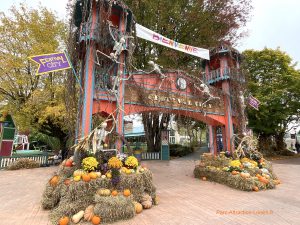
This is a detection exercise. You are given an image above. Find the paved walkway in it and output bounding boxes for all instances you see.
[0,156,299,225]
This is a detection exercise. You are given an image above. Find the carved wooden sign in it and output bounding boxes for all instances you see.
[124,84,225,115]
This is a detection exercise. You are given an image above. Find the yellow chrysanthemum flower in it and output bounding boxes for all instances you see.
[108,157,123,169]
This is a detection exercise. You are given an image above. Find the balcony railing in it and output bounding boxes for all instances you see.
[204,67,245,84]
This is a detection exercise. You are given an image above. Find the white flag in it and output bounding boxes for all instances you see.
[136,23,210,60]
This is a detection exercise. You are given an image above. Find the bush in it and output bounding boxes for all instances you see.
[7,158,40,170]
[169,144,193,157]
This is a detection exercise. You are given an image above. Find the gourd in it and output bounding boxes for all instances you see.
[72,210,84,224]
[134,202,143,214]
[49,175,59,187]
[95,172,101,177]
[141,194,152,209]
[240,172,251,178]
[111,190,118,196]
[97,189,111,196]
[231,171,239,175]
[142,194,152,202]
[84,205,95,221]
[91,215,101,225]
[123,189,131,197]
[259,176,269,184]
[153,196,159,205]
[73,169,86,177]
[89,172,98,179]
[82,174,91,182]
[74,176,81,182]
[252,186,259,192]
[65,159,73,167]
[142,200,152,209]
[59,216,69,225]
[64,179,71,186]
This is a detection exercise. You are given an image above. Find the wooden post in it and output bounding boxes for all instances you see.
[79,3,98,138]
[115,12,126,151]
[220,56,234,152]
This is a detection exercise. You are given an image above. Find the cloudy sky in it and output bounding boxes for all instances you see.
[1,0,300,67]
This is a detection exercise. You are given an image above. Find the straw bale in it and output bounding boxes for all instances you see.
[94,195,135,223]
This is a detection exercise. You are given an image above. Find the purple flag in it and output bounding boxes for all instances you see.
[248,95,260,110]
[29,52,71,74]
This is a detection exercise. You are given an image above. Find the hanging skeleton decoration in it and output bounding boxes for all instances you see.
[239,91,248,136]
[92,121,108,153]
[148,60,167,89]
[194,83,220,107]
[96,21,133,65]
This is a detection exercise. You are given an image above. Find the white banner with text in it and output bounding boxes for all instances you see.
[136,23,210,60]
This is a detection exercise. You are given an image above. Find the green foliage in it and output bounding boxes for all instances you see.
[0,3,70,153]
[243,48,300,151]
[125,0,252,69]
[169,144,193,157]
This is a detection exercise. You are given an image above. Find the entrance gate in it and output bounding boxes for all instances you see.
[74,0,244,155]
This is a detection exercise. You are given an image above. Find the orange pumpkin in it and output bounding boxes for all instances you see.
[123,189,131,197]
[82,174,91,182]
[89,172,98,179]
[59,216,69,225]
[259,176,269,184]
[65,160,73,167]
[202,177,207,181]
[49,175,59,186]
[64,179,71,186]
[231,171,239,175]
[252,186,259,192]
[111,190,118,196]
[256,174,262,178]
[91,215,101,225]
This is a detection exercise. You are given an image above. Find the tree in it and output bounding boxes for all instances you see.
[0,3,70,155]
[124,0,252,151]
[0,4,65,108]
[243,48,300,154]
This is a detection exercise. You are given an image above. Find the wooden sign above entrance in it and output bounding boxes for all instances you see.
[124,83,225,115]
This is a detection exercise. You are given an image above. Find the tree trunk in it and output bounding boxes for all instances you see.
[258,134,274,156]
[142,112,170,152]
[275,131,286,151]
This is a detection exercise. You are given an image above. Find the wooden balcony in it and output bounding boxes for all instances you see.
[204,67,245,84]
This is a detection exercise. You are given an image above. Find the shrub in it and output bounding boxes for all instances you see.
[7,158,40,170]
[169,144,193,157]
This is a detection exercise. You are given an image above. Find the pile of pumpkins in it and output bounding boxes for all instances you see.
[72,169,101,182]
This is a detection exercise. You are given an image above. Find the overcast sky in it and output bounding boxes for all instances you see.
[1,0,300,67]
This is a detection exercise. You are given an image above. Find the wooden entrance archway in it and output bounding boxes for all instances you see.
[75,1,241,154]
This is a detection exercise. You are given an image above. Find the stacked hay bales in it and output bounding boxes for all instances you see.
[194,153,279,191]
[41,165,157,224]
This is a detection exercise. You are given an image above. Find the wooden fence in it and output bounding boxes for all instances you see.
[0,153,49,168]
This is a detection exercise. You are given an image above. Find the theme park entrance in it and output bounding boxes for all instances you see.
[74,0,244,157]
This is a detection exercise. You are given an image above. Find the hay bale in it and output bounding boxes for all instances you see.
[193,166,276,191]
[57,166,75,178]
[94,195,135,223]
[140,170,156,199]
[7,158,40,170]
[41,183,62,210]
[49,196,94,225]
